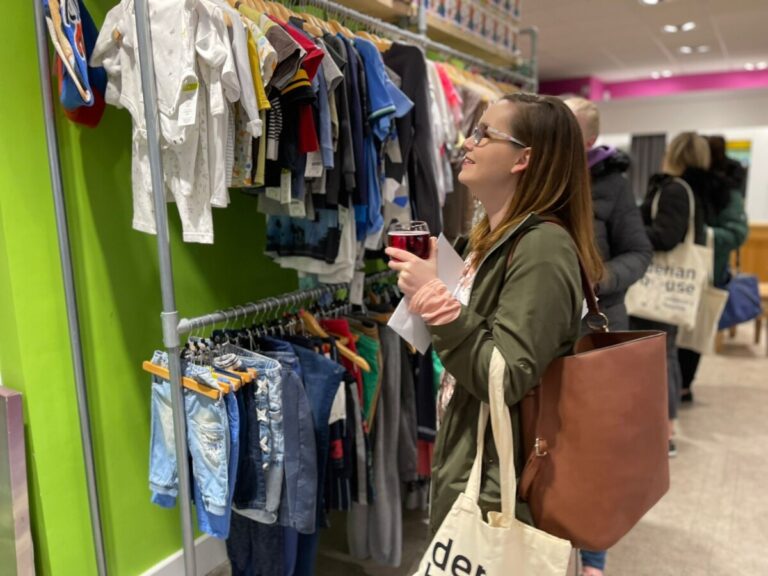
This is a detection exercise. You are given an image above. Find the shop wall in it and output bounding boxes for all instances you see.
[1,1,297,574]
[595,88,768,222]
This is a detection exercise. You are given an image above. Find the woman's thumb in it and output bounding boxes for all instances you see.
[430,236,439,259]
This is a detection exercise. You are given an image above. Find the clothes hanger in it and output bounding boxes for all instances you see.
[299,309,371,372]
[143,361,222,400]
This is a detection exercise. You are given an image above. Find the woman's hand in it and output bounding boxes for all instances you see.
[385,237,439,298]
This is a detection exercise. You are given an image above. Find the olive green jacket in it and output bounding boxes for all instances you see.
[428,214,583,534]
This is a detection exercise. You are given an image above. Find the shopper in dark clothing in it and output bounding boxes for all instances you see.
[677,136,749,402]
[632,131,711,459]
[566,97,652,576]
[708,135,747,196]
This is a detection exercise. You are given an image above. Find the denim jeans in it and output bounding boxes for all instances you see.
[148,351,229,516]
[254,337,317,536]
[227,513,284,576]
[195,391,239,539]
[289,343,346,576]
[581,549,607,570]
[231,349,283,525]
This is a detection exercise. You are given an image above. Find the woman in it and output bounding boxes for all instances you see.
[678,136,749,403]
[630,132,710,457]
[385,93,603,534]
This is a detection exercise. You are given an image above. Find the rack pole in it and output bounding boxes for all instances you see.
[132,1,196,574]
[33,2,108,574]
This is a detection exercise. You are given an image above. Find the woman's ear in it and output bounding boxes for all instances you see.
[510,148,531,175]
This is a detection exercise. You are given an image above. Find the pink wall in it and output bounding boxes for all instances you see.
[539,69,768,101]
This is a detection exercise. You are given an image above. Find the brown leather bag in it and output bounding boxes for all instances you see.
[518,228,670,551]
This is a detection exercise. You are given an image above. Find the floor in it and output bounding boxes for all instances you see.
[210,327,767,576]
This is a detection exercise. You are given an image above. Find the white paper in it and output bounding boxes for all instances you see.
[387,233,465,354]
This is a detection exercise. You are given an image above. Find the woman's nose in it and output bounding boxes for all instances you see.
[462,137,475,153]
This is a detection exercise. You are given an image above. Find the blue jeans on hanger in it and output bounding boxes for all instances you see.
[252,337,317,576]
[232,351,283,525]
[148,351,230,516]
[288,342,346,576]
[195,391,240,539]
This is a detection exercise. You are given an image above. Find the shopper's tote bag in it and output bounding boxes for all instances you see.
[626,178,711,329]
[413,348,572,576]
[677,228,729,354]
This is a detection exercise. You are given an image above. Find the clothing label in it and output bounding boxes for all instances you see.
[339,205,350,228]
[329,382,347,425]
[280,170,292,204]
[364,226,385,251]
[305,151,325,178]
[386,136,403,163]
[288,200,306,218]
[350,271,365,305]
[178,85,199,127]
[383,178,400,204]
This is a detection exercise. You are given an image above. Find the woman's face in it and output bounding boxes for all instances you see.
[458,100,530,204]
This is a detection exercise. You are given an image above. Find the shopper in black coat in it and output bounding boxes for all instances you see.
[566,98,653,331]
[633,131,711,459]
[566,97,653,576]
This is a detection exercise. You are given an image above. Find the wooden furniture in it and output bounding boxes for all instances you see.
[754,283,768,355]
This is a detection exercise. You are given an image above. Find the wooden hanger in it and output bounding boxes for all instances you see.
[298,13,323,37]
[329,19,354,39]
[299,310,371,372]
[143,361,222,400]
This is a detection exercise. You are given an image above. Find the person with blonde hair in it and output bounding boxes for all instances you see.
[565,96,652,576]
[386,93,603,541]
[631,131,710,457]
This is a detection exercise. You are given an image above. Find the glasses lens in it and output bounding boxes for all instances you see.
[473,125,485,145]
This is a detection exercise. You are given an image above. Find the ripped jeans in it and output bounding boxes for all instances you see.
[148,351,230,516]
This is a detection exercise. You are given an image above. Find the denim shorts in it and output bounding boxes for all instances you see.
[148,351,230,516]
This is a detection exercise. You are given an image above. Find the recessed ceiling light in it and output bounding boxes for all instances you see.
[757,62,768,70]
[697,45,710,53]
[640,0,662,5]
[663,24,679,33]
[744,63,756,71]
[679,46,693,54]
[680,21,696,32]
[651,71,661,79]
[661,70,673,78]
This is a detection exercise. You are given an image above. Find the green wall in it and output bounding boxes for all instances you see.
[1,1,297,573]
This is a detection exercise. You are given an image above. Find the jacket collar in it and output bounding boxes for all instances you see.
[475,212,541,271]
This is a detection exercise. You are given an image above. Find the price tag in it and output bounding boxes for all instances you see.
[305,151,325,178]
[338,205,350,228]
[350,271,365,305]
[280,170,292,204]
[364,226,385,251]
[288,199,306,218]
[178,81,199,127]
[386,137,403,163]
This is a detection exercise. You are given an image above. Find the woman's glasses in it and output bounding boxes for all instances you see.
[471,123,528,148]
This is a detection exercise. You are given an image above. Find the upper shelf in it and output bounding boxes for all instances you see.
[425,13,520,67]
[329,0,525,71]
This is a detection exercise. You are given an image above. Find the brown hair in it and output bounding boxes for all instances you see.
[468,93,604,283]
[663,132,710,176]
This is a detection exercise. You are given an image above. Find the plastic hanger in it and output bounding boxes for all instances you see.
[299,309,371,372]
[143,361,222,400]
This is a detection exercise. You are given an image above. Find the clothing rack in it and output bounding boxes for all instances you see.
[177,283,347,334]
[301,0,539,90]
[32,0,534,571]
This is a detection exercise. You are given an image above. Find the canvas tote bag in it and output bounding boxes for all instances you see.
[625,178,711,328]
[413,348,572,576]
[677,228,729,354]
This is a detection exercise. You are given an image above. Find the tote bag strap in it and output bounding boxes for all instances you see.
[465,348,518,515]
[651,177,697,246]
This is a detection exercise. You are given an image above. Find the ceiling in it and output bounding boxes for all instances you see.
[522,0,768,81]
